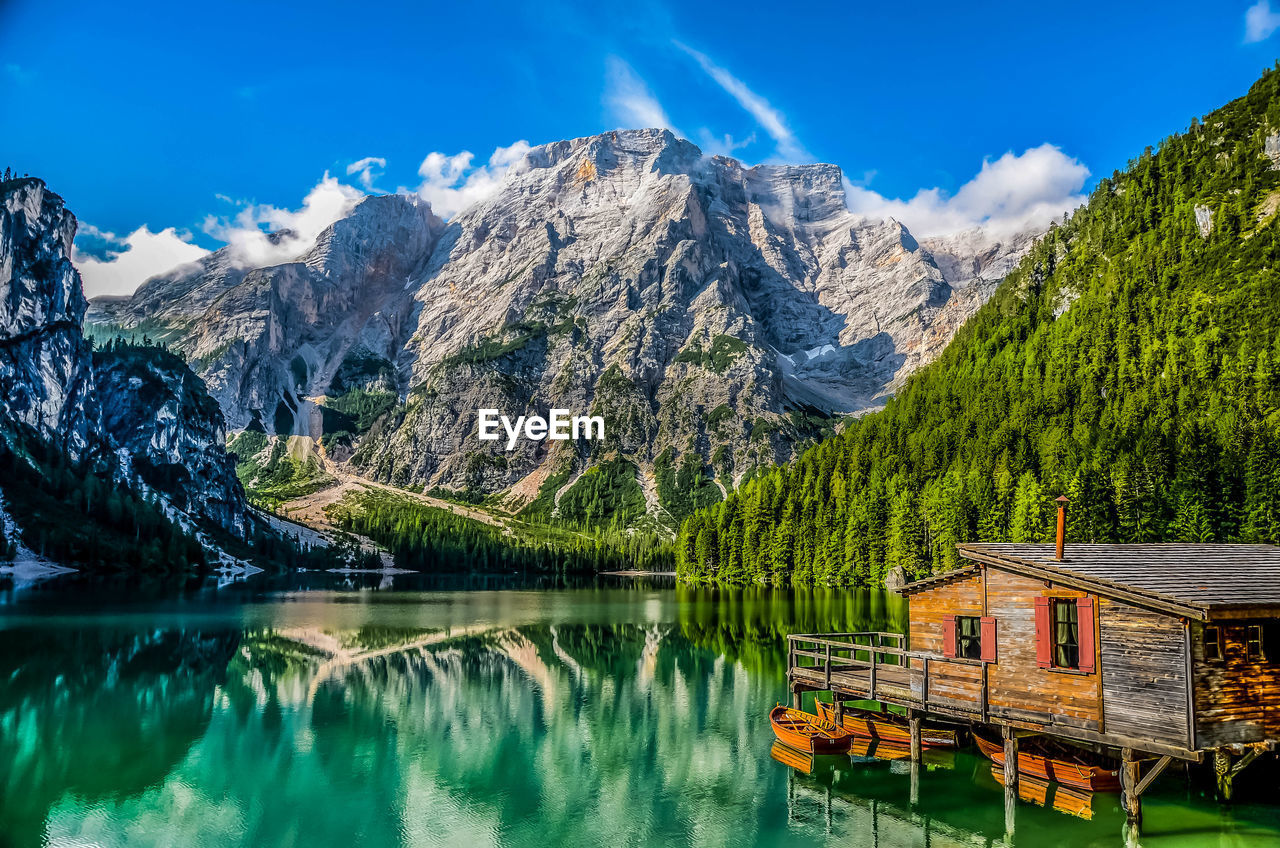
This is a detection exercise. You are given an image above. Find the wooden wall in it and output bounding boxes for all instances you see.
[908,572,982,655]
[983,570,1102,732]
[1099,601,1190,748]
[1192,622,1280,746]
[907,574,985,707]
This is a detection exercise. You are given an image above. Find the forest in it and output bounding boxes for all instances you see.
[332,489,673,573]
[677,65,1280,586]
[0,426,209,572]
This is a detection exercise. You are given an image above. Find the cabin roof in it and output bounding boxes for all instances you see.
[898,543,1280,620]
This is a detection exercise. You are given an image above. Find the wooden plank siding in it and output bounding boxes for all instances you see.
[905,568,1104,730]
[1099,601,1191,748]
[907,573,986,708]
[1191,622,1280,746]
[983,570,1102,732]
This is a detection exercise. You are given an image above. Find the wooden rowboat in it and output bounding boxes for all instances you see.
[973,731,1121,793]
[814,700,961,749]
[770,705,852,754]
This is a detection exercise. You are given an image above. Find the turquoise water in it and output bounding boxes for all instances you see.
[1,576,1278,847]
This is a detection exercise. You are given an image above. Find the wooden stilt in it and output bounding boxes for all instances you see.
[1121,748,1142,826]
[1214,749,1233,802]
[791,687,802,710]
[909,711,923,763]
[1001,725,1018,790]
[910,756,920,808]
[1001,725,1017,841]
[1003,777,1016,842]
[1215,747,1263,803]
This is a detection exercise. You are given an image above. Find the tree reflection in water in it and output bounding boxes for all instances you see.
[0,586,1277,847]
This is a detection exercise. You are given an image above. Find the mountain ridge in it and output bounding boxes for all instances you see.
[90,129,1038,525]
[676,65,1280,584]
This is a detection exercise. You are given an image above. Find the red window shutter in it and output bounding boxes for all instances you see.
[942,614,957,658]
[1034,597,1052,668]
[1077,596,1096,673]
[980,616,998,662]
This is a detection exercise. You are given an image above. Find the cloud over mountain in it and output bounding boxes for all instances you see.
[843,144,1089,237]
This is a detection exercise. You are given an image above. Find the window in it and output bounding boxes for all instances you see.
[956,616,982,659]
[1035,596,1094,672]
[1247,625,1266,663]
[1052,599,1080,669]
[1204,625,1222,661]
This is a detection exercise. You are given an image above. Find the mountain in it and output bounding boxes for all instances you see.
[0,177,252,569]
[677,66,1280,585]
[91,130,1034,525]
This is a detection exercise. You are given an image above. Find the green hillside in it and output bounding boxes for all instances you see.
[678,65,1280,586]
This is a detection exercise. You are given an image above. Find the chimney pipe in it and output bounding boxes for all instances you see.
[1055,496,1069,561]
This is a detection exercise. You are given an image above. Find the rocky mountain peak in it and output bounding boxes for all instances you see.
[302,192,444,280]
[89,130,1043,522]
[0,178,250,539]
[0,179,87,339]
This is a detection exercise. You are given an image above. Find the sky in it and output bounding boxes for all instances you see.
[2,0,1280,296]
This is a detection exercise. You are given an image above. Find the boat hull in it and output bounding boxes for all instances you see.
[973,732,1121,793]
[770,705,852,755]
[814,700,961,749]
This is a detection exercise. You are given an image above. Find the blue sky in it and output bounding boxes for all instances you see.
[3,0,1280,295]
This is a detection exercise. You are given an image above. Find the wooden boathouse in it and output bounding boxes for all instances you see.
[787,506,1280,828]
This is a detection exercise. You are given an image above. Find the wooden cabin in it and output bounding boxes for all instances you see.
[787,532,1280,825]
[898,542,1280,759]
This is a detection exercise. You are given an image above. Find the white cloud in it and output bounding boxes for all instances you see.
[202,172,365,268]
[411,140,531,219]
[1246,0,1280,42]
[605,57,681,136]
[843,144,1090,237]
[675,42,810,162]
[74,225,209,298]
[696,129,756,158]
[346,156,386,190]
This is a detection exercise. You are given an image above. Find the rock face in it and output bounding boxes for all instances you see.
[92,130,1036,515]
[0,179,96,456]
[94,346,249,535]
[0,177,249,538]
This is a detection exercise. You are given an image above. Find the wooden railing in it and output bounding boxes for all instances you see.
[787,631,991,721]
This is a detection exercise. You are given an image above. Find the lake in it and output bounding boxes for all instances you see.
[1,574,1279,847]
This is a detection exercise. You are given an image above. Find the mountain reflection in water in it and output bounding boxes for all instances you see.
[0,582,1278,847]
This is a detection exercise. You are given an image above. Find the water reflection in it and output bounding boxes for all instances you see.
[0,585,1278,847]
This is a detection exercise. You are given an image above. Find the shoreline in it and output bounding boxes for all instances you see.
[600,570,677,577]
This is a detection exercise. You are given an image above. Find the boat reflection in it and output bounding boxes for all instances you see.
[990,763,1096,820]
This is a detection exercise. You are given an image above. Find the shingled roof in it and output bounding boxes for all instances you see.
[896,543,1280,620]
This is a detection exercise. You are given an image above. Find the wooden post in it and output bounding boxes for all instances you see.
[1214,749,1233,802]
[792,686,802,710]
[910,755,920,809]
[909,710,923,763]
[1001,725,1018,842]
[922,656,930,711]
[869,650,878,701]
[1121,748,1142,826]
[824,642,832,690]
[981,662,989,723]
[1001,725,1018,791]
